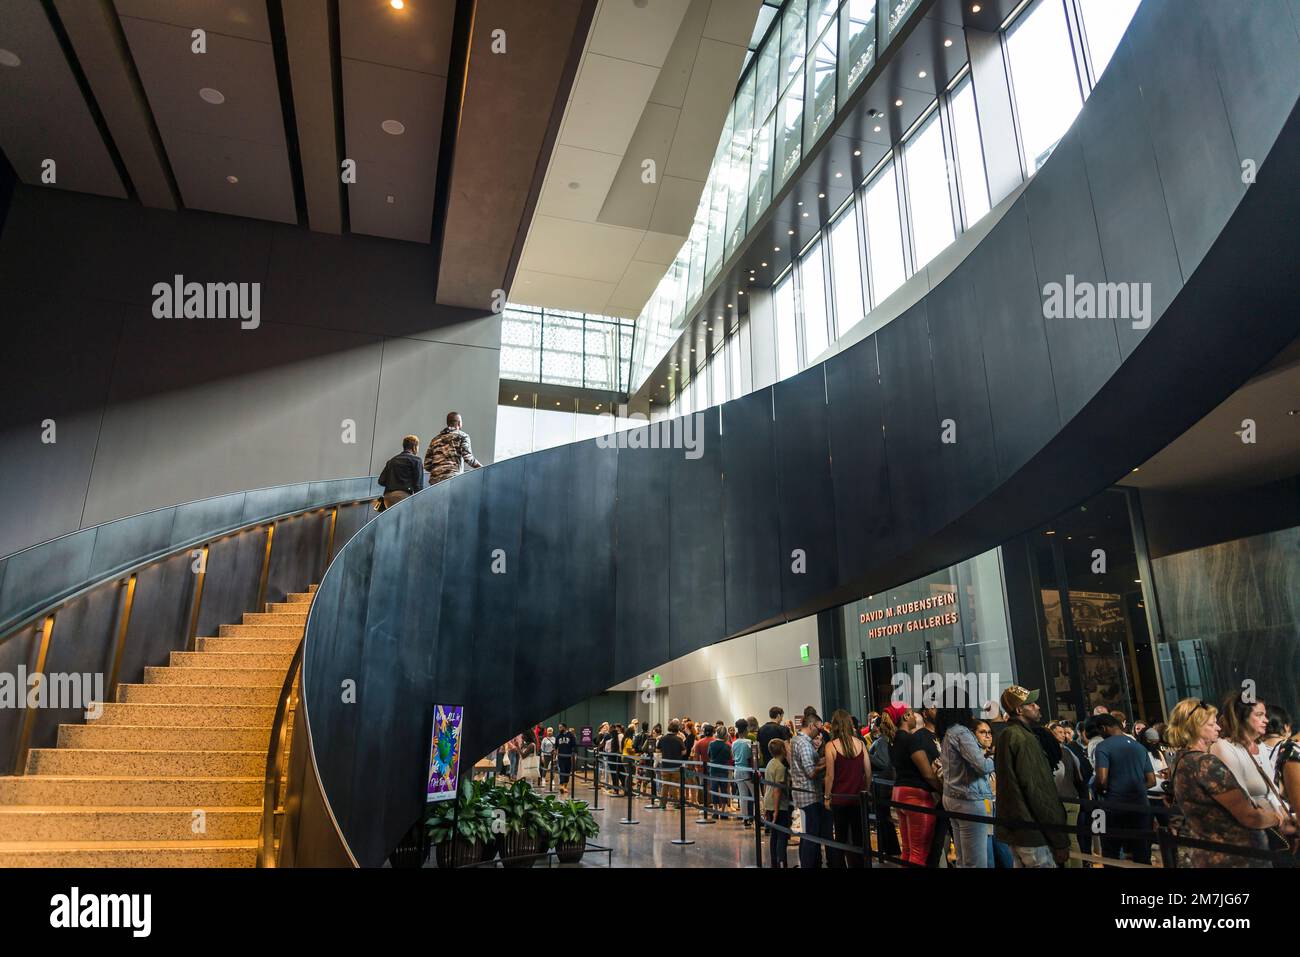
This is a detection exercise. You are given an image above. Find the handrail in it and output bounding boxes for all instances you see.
[0,476,378,646]
[259,641,305,868]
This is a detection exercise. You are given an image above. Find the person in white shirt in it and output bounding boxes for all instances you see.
[1211,696,1282,812]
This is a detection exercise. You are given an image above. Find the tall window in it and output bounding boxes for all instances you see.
[727,332,743,400]
[774,272,799,381]
[863,162,906,305]
[949,75,990,225]
[1078,0,1141,79]
[904,109,956,269]
[829,208,865,335]
[800,240,830,364]
[1006,0,1084,172]
[711,348,727,407]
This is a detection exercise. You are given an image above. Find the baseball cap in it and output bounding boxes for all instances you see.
[1000,685,1040,714]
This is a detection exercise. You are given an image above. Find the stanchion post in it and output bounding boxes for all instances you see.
[696,761,714,825]
[752,745,763,868]
[671,764,693,845]
[620,755,638,825]
[859,789,873,869]
[590,751,600,810]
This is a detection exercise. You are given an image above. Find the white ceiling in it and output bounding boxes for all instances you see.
[510,0,759,319]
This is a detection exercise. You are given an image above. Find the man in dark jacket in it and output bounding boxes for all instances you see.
[377,435,424,509]
[993,685,1069,867]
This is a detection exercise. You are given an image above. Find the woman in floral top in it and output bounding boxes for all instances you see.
[1166,698,1292,867]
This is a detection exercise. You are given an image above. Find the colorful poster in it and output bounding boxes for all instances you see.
[580,726,593,747]
[426,704,463,803]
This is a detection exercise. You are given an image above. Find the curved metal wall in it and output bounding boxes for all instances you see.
[300,0,1300,866]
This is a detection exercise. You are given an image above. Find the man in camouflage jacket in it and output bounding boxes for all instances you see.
[424,411,482,485]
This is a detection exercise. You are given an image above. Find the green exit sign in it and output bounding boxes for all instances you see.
[652,673,662,686]
[799,644,809,662]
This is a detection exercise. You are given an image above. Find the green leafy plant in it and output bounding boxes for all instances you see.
[426,778,494,846]
[551,798,599,845]
[488,779,556,843]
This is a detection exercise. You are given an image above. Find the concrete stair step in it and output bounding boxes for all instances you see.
[89,702,276,728]
[170,650,293,670]
[264,601,310,613]
[0,775,261,807]
[0,839,257,867]
[144,665,284,687]
[241,611,307,625]
[199,636,299,654]
[58,724,270,751]
[119,683,279,706]
[218,623,303,639]
[285,592,313,603]
[26,748,265,777]
[0,805,261,842]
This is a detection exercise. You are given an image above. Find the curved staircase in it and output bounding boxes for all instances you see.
[0,587,312,866]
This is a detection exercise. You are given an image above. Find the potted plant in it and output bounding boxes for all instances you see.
[551,797,599,864]
[489,779,554,867]
[427,779,496,868]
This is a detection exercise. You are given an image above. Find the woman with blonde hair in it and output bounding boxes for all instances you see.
[1168,698,1291,867]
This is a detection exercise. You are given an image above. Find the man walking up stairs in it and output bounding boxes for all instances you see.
[0,587,315,867]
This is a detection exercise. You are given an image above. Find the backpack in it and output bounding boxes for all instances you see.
[870,736,894,777]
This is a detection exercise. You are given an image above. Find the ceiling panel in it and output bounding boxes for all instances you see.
[521,215,643,282]
[589,0,691,67]
[634,229,687,264]
[113,0,270,41]
[649,174,705,234]
[596,101,680,229]
[338,0,454,77]
[341,57,445,243]
[664,37,747,180]
[560,53,659,155]
[702,0,764,47]
[607,258,669,310]
[119,14,295,220]
[538,145,623,222]
[0,0,126,199]
[511,269,618,315]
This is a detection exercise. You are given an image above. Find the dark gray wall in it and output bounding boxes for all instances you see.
[297,0,1300,866]
[0,187,501,557]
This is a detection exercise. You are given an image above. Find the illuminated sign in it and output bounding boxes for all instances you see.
[859,591,958,639]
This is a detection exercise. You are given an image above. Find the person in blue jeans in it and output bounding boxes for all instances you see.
[939,709,996,867]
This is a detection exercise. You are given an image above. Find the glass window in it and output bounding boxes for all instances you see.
[750,3,778,50]
[494,404,534,461]
[904,109,956,269]
[1078,0,1140,80]
[755,32,779,121]
[829,208,865,335]
[800,240,830,363]
[499,307,542,381]
[583,320,618,390]
[774,271,799,381]
[727,332,743,399]
[533,407,576,451]
[883,0,923,42]
[775,72,805,189]
[863,162,906,304]
[840,0,876,100]
[540,314,584,386]
[778,1,806,96]
[807,0,836,46]
[1006,0,1084,173]
[726,73,755,257]
[687,212,708,303]
[618,324,633,392]
[749,112,776,221]
[711,349,726,407]
[950,76,990,225]
[705,129,731,282]
[805,21,837,150]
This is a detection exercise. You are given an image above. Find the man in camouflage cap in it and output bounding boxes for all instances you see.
[424,411,482,486]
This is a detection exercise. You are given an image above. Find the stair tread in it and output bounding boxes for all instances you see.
[0,805,260,814]
[30,748,264,757]
[0,839,257,850]
[8,775,260,782]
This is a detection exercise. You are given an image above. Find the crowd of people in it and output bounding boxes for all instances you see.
[488,688,1298,869]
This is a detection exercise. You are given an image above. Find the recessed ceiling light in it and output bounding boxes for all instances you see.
[874,125,881,132]
[386,194,395,204]
[726,304,733,308]
[818,192,825,198]
[568,181,580,190]
[199,87,225,105]
[774,246,780,252]
[761,262,767,267]
[895,99,903,107]
[512,394,519,401]
[690,348,695,352]
[226,175,239,184]
[738,290,745,295]
[918,71,927,78]
[796,201,803,206]
[853,149,861,156]
[944,38,953,47]
[787,229,794,235]
[802,212,809,217]
[381,119,406,135]
[390,0,405,8]
[835,171,843,178]
[596,404,602,409]
[972,3,981,11]
[0,49,21,68]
